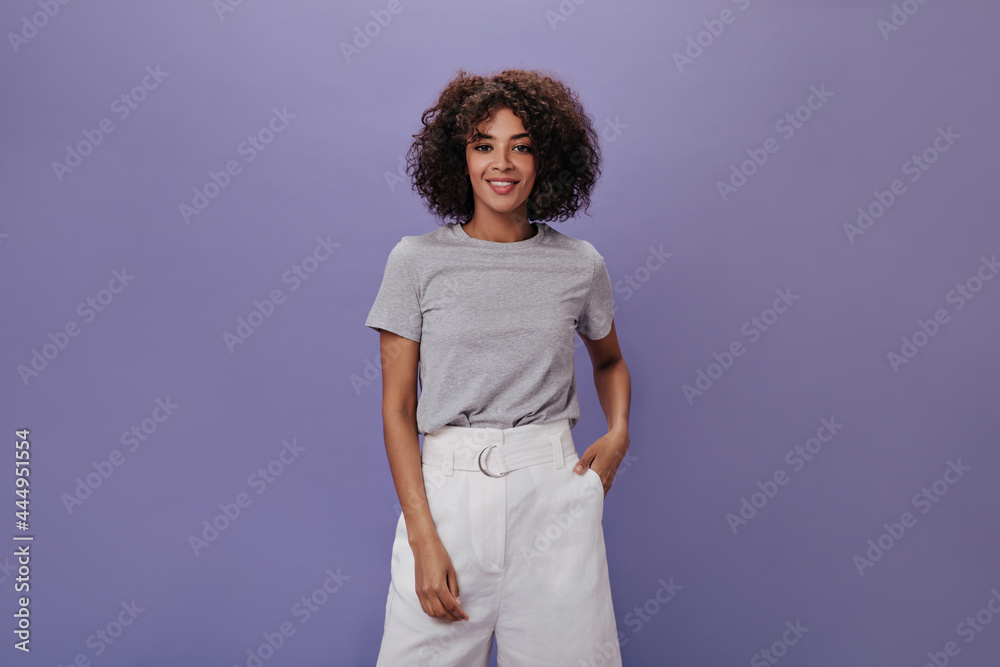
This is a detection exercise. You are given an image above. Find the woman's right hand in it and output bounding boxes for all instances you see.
[410,535,469,622]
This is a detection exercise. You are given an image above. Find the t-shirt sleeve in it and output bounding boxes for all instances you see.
[576,245,615,340]
[365,240,422,343]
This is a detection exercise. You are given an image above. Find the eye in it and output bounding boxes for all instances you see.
[514,145,533,153]
[473,144,492,152]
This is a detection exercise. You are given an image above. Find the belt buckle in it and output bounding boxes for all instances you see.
[477,444,506,477]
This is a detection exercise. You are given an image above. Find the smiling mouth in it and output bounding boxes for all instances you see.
[486,179,518,186]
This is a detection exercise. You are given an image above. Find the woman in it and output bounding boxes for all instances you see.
[365,68,631,666]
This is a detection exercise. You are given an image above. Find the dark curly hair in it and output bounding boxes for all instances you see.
[406,68,602,224]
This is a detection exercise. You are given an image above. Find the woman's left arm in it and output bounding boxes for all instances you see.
[577,319,631,495]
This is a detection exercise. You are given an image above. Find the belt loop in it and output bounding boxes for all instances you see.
[550,433,564,469]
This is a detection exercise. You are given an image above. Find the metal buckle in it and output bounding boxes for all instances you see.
[477,445,506,477]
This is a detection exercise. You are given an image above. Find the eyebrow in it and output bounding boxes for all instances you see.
[471,132,531,141]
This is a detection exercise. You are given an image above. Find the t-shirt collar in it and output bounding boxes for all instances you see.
[453,221,546,248]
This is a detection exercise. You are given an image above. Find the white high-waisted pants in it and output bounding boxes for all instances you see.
[375,418,621,667]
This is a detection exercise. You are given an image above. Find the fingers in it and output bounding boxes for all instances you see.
[417,584,468,621]
[439,590,468,622]
[447,570,470,621]
[415,565,469,622]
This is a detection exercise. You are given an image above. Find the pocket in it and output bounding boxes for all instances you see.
[583,466,606,497]
[580,466,606,523]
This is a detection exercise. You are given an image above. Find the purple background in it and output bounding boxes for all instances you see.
[2,0,999,665]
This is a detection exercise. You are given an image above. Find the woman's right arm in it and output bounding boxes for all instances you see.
[378,329,469,622]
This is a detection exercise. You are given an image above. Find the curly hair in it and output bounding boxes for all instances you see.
[406,68,602,224]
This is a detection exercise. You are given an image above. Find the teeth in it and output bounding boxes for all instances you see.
[488,180,515,185]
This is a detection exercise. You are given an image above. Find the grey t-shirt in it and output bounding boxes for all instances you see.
[365,221,614,435]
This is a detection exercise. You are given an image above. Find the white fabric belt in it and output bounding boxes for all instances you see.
[421,418,574,477]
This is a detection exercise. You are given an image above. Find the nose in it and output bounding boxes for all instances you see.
[491,148,513,171]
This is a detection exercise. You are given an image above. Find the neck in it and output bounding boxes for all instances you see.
[463,210,536,243]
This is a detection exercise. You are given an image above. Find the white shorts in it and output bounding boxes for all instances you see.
[375,418,621,667]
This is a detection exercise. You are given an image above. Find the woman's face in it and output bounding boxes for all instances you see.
[464,107,537,222]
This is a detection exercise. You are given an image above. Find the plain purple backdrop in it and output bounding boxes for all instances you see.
[2,1,999,665]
